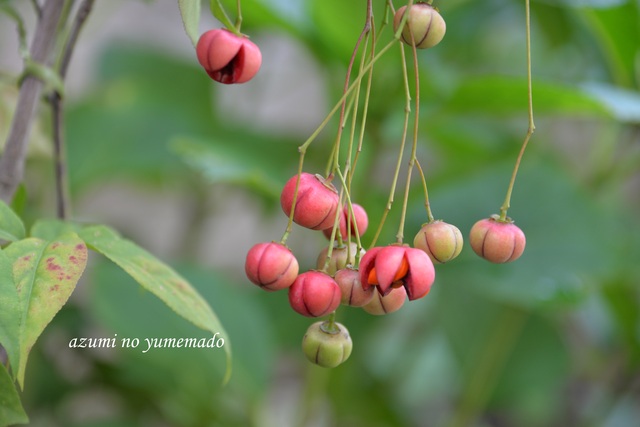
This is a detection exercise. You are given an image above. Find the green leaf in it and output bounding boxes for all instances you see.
[169,136,282,199]
[0,363,28,426]
[444,76,613,118]
[579,2,639,87]
[78,225,232,384]
[178,0,201,47]
[30,219,83,241]
[3,234,88,388]
[0,200,25,242]
[0,250,21,378]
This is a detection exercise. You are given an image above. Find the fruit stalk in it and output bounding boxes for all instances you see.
[499,0,535,221]
[396,25,422,244]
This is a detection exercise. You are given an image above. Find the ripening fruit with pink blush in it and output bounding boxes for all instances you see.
[335,267,374,307]
[280,173,340,230]
[245,242,299,291]
[196,29,262,84]
[316,242,364,276]
[393,3,446,49]
[469,216,526,263]
[288,271,341,317]
[323,203,369,239]
[413,220,464,264]
[362,286,406,315]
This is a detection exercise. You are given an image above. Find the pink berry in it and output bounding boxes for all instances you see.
[469,216,526,263]
[413,220,463,264]
[245,242,299,291]
[359,245,435,301]
[280,173,340,230]
[362,286,407,315]
[322,203,369,239]
[335,267,374,307]
[196,29,262,84]
[288,271,341,317]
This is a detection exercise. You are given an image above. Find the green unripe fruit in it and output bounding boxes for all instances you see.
[394,3,446,49]
[302,321,353,368]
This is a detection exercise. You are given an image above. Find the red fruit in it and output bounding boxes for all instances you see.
[196,29,262,84]
[323,203,369,239]
[288,271,341,317]
[245,242,299,291]
[362,286,406,315]
[413,220,463,264]
[280,173,340,230]
[469,216,526,263]
[359,245,435,301]
[335,267,374,307]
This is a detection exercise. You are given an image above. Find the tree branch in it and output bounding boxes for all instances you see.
[0,0,66,203]
[50,0,95,219]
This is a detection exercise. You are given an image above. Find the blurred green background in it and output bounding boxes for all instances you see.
[2,0,640,426]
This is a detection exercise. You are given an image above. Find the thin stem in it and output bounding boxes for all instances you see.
[0,0,66,204]
[415,160,435,222]
[321,188,346,272]
[298,38,400,155]
[350,18,376,187]
[279,153,306,245]
[211,0,242,37]
[396,31,421,243]
[336,168,364,265]
[498,0,535,221]
[235,0,242,31]
[321,312,340,334]
[330,0,372,174]
[49,0,95,220]
[369,40,411,248]
[325,94,357,178]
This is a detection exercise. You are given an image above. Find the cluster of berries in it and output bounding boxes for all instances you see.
[230,1,528,369]
[244,172,526,367]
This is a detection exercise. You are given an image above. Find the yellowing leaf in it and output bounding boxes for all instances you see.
[4,234,88,388]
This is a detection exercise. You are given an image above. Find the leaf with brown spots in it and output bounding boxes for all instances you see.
[79,225,232,384]
[3,233,88,389]
[0,200,25,242]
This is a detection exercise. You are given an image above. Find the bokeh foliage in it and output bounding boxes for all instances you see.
[6,0,640,426]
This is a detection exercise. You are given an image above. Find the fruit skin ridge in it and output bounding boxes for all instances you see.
[302,321,353,368]
[288,271,342,317]
[393,3,447,50]
[280,173,340,231]
[245,242,299,291]
[469,217,526,263]
[196,29,262,84]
